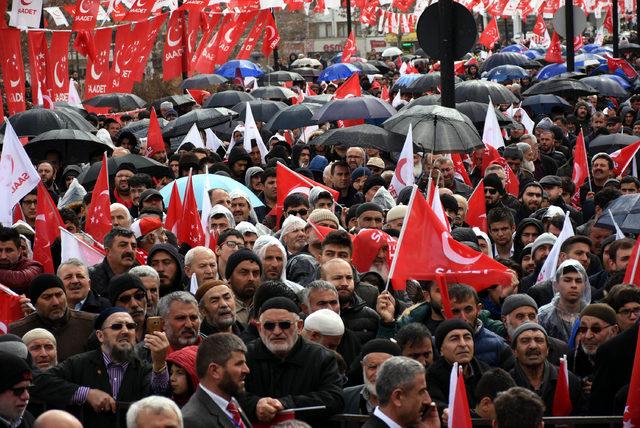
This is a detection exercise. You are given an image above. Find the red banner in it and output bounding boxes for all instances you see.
[236,9,269,60]
[72,0,100,31]
[262,11,280,57]
[85,27,112,98]
[163,10,186,81]
[186,9,202,74]
[0,29,26,115]
[48,31,71,102]
[132,15,166,83]
[193,14,230,74]
[124,0,155,22]
[216,12,256,66]
[110,23,135,92]
[27,30,49,103]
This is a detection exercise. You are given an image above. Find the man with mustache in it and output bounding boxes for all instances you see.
[10,274,96,363]
[108,273,149,343]
[89,228,138,296]
[22,328,58,371]
[253,236,303,294]
[508,323,584,415]
[58,259,110,314]
[196,280,244,336]
[226,249,263,327]
[147,244,188,297]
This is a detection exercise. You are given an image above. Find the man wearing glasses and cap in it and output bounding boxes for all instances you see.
[0,352,34,428]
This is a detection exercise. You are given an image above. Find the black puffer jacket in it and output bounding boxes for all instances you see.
[341,293,380,344]
[146,243,188,296]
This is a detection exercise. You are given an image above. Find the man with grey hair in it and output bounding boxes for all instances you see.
[184,246,219,287]
[129,265,161,315]
[182,333,250,428]
[363,356,439,428]
[126,396,183,428]
[58,258,110,314]
[110,203,132,229]
[280,215,308,257]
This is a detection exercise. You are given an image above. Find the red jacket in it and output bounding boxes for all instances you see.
[0,257,44,294]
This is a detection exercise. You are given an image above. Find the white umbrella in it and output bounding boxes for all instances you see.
[291,58,322,68]
[382,47,403,57]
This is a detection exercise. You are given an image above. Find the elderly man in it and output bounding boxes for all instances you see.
[110,203,132,229]
[89,228,138,296]
[108,274,149,343]
[239,297,343,425]
[131,217,167,254]
[229,191,253,224]
[182,333,251,428]
[0,352,34,428]
[226,249,263,327]
[363,356,439,428]
[280,216,308,257]
[184,246,219,288]
[58,259,110,314]
[158,292,202,354]
[346,147,366,170]
[34,410,83,428]
[433,157,472,198]
[126,396,183,428]
[355,203,384,231]
[508,323,584,415]
[301,309,345,351]
[32,308,170,428]
[195,280,243,336]
[10,274,95,362]
[0,226,43,294]
[254,235,303,293]
[385,205,407,232]
[23,328,58,370]
[129,266,161,315]
[147,243,187,297]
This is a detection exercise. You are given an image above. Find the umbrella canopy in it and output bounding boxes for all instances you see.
[368,60,391,74]
[309,124,405,152]
[382,105,483,154]
[231,100,288,122]
[574,53,607,68]
[352,61,380,75]
[454,80,519,104]
[382,47,403,57]
[501,44,528,53]
[54,102,90,118]
[78,154,171,188]
[265,103,322,131]
[522,77,598,97]
[405,73,462,93]
[290,58,322,68]
[580,76,628,97]
[250,86,297,102]
[291,67,321,81]
[588,134,640,157]
[480,52,534,72]
[620,43,640,54]
[455,102,514,130]
[162,108,238,138]
[318,63,359,82]
[83,93,146,111]
[521,94,573,115]
[151,95,196,111]
[26,130,114,164]
[301,94,333,105]
[203,91,255,109]
[180,74,228,89]
[595,194,640,234]
[311,96,396,122]
[392,74,423,92]
[536,63,567,80]
[3,108,96,138]
[485,65,529,82]
[120,118,168,139]
[159,174,263,211]
[523,50,545,61]
[259,71,305,85]
[215,60,264,78]
[402,95,442,109]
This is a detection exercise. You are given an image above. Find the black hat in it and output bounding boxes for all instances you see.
[483,173,505,195]
[503,146,523,161]
[116,162,137,174]
[434,319,473,350]
[225,248,263,279]
[356,202,384,218]
[259,296,299,316]
[29,274,64,304]
[94,307,129,330]
[440,194,459,212]
[359,338,401,359]
[0,352,32,393]
[539,175,562,187]
[139,189,164,204]
[362,175,387,196]
[107,273,147,306]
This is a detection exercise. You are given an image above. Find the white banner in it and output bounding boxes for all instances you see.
[44,6,68,26]
[10,0,43,28]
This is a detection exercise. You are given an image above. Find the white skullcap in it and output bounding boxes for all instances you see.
[280,215,307,240]
[22,328,57,346]
[236,221,259,236]
[304,309,345,336]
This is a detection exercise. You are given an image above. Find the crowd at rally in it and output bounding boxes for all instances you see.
[1,40,640,428]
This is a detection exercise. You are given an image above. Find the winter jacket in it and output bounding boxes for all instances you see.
[427,357,489,410]
[341,293,379,344]
[147,243,187,296]
[0,257,44,294]
[473,322,514,370]
[88,258,117,297]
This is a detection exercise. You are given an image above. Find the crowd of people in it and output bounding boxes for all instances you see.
[0,42,640,428]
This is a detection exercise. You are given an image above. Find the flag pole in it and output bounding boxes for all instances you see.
[384,184,418,292]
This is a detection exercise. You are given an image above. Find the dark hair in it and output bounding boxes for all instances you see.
[609,238,635,262]
[560,176,576,195]
[103,118,118,127]
[594,188,622,211]
[560,235,593,254]
[59,208,80,228]
[218,229,243,246]
[604,284,640,311]
[128,173,153,188]
[487,207,515,227]
[448,283,479,304]
[475,368,516,402]
[603,270,627,293]
[195,333,247,379]
[494,387,545,428]
[0,227,20,248]
[103,227,135,248]
[620,175,640,187]
[330,161,350,175]
[283,194,309,211]
[249,280,300,320]
[321,230,353,253]
[261,167,277,182]
[396,323,432,350]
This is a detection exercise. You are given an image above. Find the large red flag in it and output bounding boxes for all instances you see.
[72,0,100,31]
[552,357,573,416]
[610,140,640,176]
[27,31,50,104]
[334,73,362,99]
[236,10,269,60]
[73,30,97,62]
[571,130,589,205]
[0,29,26,115]
[603,5,613,32]
[262,12,280,58]
[193,14,230,75]
[533,12,546,38]
[479,18,500,49]
[342,30,357,63]
[623,326,640,427]
[85,153,112,244]
[84,27,112,98]
[177,171,205,248]
[215,12,256,66]
[146,108,165,158]
[124,0,155,22]
[0,284,23,334]
[110,23,135,92]
[48,31,71,102]
[33,182,64,274]
[449,363,473,428]
[388,187,511,290]
[465,181,488,233]
[623,237,640,286]
[163,10,186,81]
[545,32,564,63]
[164,180,183,235]
[131,15,166,83]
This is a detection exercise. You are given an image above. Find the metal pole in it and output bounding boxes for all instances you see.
[438,0,455,108]
[612,0,619,57]
[565,0,575,72]
[346,0,352,37]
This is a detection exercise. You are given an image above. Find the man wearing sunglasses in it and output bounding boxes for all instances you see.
[108,274,149,343]
[0,352,33,428]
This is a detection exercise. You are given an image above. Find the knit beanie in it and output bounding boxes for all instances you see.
[307,209,339,228]
[501,294,538,316]
[362,175,387,196]
[483,173,505,195]
[435,319,473,351]
[0,352,32,393]
[108,273,147,306]
[225,248,263,279]
[580,303,617,326]
[510,322,548,348]
[29,274,64,304]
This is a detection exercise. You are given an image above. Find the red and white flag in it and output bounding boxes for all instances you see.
[623,325,640,427]
[0,29,26,115]
[552,356,573,416]
[571,130,589,205]
[163,10,186,81]
[607,57,638,79]
[27,30,50,105]
[236,10,269,60]
[334,72,361,99]
[48,31,71,102]
[479,18,500,49]
[623,237,640,286]
[193,14,230,74]
[0,284,23,334]
[452,153,472,186]
[482,96,505,149]
[84,27,111,98]
[146,108,165,158]
[73,30,97,62]
[342,29,357,63]
[545,31,564,63]
[448,363,473,428]
[177,170,205,248]
[216,12,256,67]
[603,5,613,32]
[481,144,519,196]
[60,227,105,267]
[465,181,488,233]
[33,182,64,273]
[164,180,183,235]
[262,11,280,58]
[610,140,640,176]
[84,153,112,244]
[389,124,414,198]
[72,0,99,30]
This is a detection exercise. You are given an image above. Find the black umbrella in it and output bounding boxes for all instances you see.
[454,80,519,104]
[203,91,255,109]
[352,61,380,75]
[619,43,640,54]
[78,154,171,189]
[595,194,640,233]
[522,77,598,97]
[162,108,238,138]
[301,94,333,105]
[265,103,322,131]
[521,94,572,115]
[291,67,321,82]
[588,134,640,157]
[2,108,96,138]
[231,100,288,122]
[120,118,169,139]
[311,96,396,122]
[580,76,628,98]
[54,102,90,118]
[151,94,196,111]
[402,95,442,109]
[251,86,297,102]
[83,93,146,111]
[480,52,535,72]
[309,124,405,152]
[259,71,305,85]
[406,73,462,93]
[382,105,482,153]
[455,102,514,130]
[180,74,228,90]
[26,130,114,163]
[368,60,391,74]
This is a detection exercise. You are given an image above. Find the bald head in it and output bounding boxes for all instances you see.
[320,257,352,278]
[320,258,355,306]
[35,410,82,428]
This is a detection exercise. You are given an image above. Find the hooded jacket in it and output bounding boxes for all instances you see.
[147,243,187,296]
[166,345,199,407]
[512,218,544,261]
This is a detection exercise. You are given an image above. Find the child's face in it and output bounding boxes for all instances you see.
[170,365,189,396]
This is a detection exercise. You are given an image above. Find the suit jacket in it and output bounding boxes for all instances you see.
[182,387,251,428]
[361,414,393,428]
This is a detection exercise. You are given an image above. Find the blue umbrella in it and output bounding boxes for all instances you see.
[602,74,631,89]
[159,174,264,211]
[501,44,527,53]
[215,60,264,78]
[486,65,528,82]
[318,63,359,82]
[574,53,607,68]
[523,48,545,60]
[330,53,342,64]
[581,44,602,53]
[536,63,567,80]
[392,74,423,91]
[479,52,533,72]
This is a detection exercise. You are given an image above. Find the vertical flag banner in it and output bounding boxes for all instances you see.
[84,27,112,98]
[48,31,71,101]
[0,29,26,115]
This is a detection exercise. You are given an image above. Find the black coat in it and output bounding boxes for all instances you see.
[238,337,344,426]
[341,294,380,344]
[426,357,489,410]
[0,411,34,428]
[361,414,392,428]
[182,387,252,428]
[79,290,112,314]
[88,258,116,297]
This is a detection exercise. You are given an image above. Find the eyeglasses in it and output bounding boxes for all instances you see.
[287,209,308,217]
[117,292,147,304]
[104,322,137,331]
[262,321,293,331]
[221,241,245,250]
[577,324,612,335]
[617,307,640,317]
[10,385,32,396]
[484,188,498,195]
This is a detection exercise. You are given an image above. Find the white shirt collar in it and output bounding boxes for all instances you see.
[373,406,403,428]
[199,384,234,422]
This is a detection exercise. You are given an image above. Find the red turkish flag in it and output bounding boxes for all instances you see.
[607,57,638,79]
[449,365,473,428]
[603,5,613,32]
[110,23,135,92]
[342,30,357,63]
[215,12,256,66]
[177,171,206,248]
[193,14,230,75]
[124,0,155,22]
[72,0,100,31]
[262,12,280,58]
[545,32,564,63]
[623,237,640,285]
[479,18,500,49]
[610,140,640,176]
[0,29,26,115]
[237,10,269,60]
[131,15,166,83]
[164,180,183,235]
[85,153,113,244]
[0,284,23,334]
[334,73,362,99]
[189,10,217,74]
[481,144,519,196]
[380,84,390,102]
[27,31,50,104]
[48,32,71,102]
[33,182,64,274]
[552,357,573,416]
[465,181,488,233]
[623,326,640,427]
[452,153,472,186]
[388,187,512,290]
[84,27,112,98]
[74,30,97,62]
[571,130,589,205]
[146,108,165,158]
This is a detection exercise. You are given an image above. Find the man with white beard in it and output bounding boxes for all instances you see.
[500,294,569,366]
[342,339,401,425]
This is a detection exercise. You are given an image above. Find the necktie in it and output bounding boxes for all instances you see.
[227,401,246,428]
